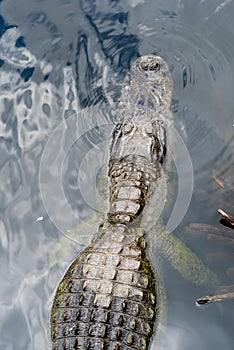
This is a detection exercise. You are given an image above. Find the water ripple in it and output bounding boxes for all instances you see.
[0,1,233,349]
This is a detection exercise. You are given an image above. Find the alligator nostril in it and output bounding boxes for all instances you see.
[138,59,160,72]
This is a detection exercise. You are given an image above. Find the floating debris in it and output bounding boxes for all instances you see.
[35,216,44,222]
[197,284,234,306]
[218,208,234,228]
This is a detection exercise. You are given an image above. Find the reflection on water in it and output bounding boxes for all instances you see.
[0,0,233,349]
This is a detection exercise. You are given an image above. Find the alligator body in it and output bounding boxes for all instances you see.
[51,55,173,350]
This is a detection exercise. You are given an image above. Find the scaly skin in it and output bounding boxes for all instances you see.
[51,55,174,349]
[51,223,157,350]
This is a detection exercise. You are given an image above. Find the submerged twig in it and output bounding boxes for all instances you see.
[212,170,224,188]
[186,224,234,248]
[186,223,234,238]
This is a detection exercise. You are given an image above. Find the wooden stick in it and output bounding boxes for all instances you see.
[218,208,234,227]
[197,292,234,305]
[197,284,234,305]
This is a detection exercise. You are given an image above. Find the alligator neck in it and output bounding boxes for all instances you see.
[107,155,159,225]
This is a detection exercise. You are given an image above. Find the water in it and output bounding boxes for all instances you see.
[0,1,233,349]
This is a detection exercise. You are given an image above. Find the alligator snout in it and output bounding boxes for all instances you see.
[138,56,161,72]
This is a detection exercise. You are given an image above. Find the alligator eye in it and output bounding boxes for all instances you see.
[144,123,154,136]
[122,122,134,135]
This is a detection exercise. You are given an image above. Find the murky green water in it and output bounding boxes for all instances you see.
[0,1,233,349]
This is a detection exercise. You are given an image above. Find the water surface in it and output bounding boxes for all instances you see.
[0,1,233,349]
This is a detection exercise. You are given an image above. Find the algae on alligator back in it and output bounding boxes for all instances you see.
[50,55,218,350]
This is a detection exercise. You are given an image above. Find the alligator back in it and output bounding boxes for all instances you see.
[51,223,157,350]
[51,55,173,350]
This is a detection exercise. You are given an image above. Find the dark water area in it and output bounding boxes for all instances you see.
[0,1,233,349]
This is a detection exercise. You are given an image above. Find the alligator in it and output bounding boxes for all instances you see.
[50,55,218,350]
